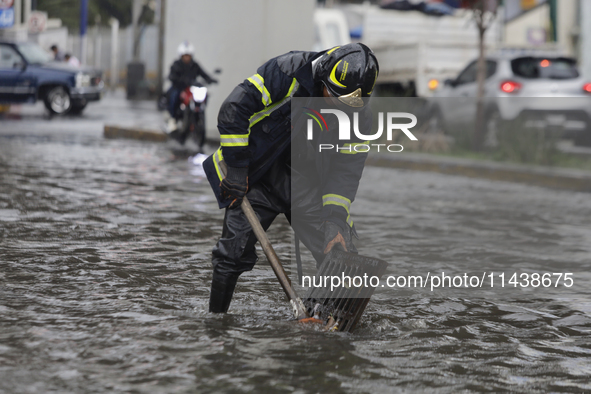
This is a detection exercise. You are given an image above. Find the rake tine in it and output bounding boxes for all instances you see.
[304,250,388,332]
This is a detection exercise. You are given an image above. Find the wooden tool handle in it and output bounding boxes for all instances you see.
[240,197,309,320]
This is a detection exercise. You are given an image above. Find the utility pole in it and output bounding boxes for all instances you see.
[80,0,88,64]
[110,18,119,89]
[23,0,31,28]
[581,0,591,80]
[470,0,498,151]
[132,0,142,61]
[156,0,166,96]
[93,15,101,68]
[9,0,27,41]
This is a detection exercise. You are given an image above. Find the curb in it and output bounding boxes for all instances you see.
[366,153,591,193]
[103,125,168,143]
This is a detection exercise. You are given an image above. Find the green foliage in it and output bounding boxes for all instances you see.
[493,118,560,165]
[36,0,133,29]
[442,116,591,170]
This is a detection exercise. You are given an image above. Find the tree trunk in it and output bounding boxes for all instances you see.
[473,25,487,151]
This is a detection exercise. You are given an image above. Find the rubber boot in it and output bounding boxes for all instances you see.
[208,272,239,313]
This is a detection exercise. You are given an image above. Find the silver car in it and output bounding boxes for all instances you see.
[430,50,591,146]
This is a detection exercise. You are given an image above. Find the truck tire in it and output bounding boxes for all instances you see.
[44,86,71,115]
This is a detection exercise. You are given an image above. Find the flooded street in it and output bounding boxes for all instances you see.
[2,107,591,393]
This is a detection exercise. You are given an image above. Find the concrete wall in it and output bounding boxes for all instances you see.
[164,0,316,139]
[66,25,159,84]
[28,27,68,54]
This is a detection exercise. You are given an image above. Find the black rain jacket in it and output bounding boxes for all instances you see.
[203,49,371,230]
[168,59,215,89]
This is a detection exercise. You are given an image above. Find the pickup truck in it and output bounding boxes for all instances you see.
[0,40,103,114]
[341,4,502,97]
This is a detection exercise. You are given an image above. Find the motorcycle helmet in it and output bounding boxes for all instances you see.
[315,43,379,107]
[177,41,195,57]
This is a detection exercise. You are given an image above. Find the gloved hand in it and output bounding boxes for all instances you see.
[323,221,354,254]
[220,166,249,208]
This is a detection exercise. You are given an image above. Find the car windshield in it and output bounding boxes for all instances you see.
[511,57,579,80]
[17,43,52,65]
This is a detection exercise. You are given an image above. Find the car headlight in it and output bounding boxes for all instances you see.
[75,72,91,88]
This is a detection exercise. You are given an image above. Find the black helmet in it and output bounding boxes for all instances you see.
[316,43,379,107]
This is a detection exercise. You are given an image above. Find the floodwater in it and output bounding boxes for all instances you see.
[1,116,591,393]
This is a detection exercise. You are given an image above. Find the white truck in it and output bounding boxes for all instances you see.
[340,4,503,97]
[314,8,352,52]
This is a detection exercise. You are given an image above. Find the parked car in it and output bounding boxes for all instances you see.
[0,41,103,115]
[429,50,591,146]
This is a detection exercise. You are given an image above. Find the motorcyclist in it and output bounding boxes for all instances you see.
[202,43,379,313]
[166,41,218,132]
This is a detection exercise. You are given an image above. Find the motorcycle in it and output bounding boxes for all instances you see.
[167,81,209,149]
[159,69,221,151]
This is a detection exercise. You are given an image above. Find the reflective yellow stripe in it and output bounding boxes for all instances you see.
[222,78,299,151]
[339,141,370,154]
[247,74,272,106]
[322,194,351,212]
[248,79,299,128]
[286,77,298,96]
[327,46,340,55]
[220,134,249,147]
[330,60,346,88]
[323,194,354,227]
[221,142,249,147]
[213,148,224,180]
[221,134,249,139]
[367,70,378,95]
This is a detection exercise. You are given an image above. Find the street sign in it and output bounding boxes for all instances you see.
[0,0,14,9]
[0,7,14,28]
[28,11,47,33]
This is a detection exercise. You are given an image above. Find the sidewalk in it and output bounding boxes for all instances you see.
[366,152,591,192]
[100,89,168,142]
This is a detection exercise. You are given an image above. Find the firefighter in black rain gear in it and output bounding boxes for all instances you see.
[203,43,379,313]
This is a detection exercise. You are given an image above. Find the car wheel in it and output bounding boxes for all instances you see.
[44,86,71,115]
[70,102,87,115]
[483,110,500,149]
